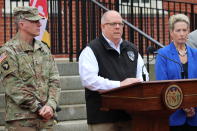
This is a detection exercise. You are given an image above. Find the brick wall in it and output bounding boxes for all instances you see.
[164,0,197,12]
[0,0,5,46]
[173,0,197,3]
[0,0,18,46]
[0,0,196,52]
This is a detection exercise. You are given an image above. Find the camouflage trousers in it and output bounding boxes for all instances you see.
[5,118,56,131]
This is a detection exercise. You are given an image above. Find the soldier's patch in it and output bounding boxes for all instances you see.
[127,51,135,61]
[0,52,7,63]
[2,61,9,70]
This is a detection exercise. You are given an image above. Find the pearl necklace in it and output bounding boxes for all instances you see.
[178,47,187,57]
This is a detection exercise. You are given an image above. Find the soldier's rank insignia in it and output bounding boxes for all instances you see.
[2,61,9,70]
[127,51,135,61]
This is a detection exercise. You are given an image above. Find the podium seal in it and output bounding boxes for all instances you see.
[163,85,183,109]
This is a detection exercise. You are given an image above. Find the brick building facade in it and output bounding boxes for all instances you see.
[0,0,197,55]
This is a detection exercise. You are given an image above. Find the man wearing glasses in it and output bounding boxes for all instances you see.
[79,10,148,131]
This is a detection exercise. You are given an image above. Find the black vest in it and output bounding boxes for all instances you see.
[85,35,138,124]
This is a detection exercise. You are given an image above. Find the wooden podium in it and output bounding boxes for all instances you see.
[101,79,197,131]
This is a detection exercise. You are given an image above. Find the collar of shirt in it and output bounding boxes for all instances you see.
[14,33,42,52]
[102,33,123,54]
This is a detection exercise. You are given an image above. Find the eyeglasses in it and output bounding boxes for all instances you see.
[105,22,124,27]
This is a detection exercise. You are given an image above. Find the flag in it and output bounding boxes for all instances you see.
[30,0,51,48]
[0,52,7,63]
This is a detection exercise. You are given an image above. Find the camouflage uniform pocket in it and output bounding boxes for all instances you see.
[20,70,33,81]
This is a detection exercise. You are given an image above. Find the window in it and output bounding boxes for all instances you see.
[121,0,163,3]
[122,0,129,2]
[3,0,58,14]
[10,0,29,1]
[141,0,149,3]
[3,0,29,14]
[120,0,164,15]
[122,0,150,3]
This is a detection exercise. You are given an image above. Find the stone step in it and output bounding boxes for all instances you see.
[57,62,79,76]
[54,120,88,131]
[0,89,85,109]
[57,104,86,121]
[149,64,155,81]
[0,126,4,131]
[60,76,83,90]
[59,90,85,105]
[0,104,86,126]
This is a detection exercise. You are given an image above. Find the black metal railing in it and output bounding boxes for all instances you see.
[2,0,197,65]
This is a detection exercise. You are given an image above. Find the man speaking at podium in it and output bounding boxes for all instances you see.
[155,14,197,131]
[79,10,148,131]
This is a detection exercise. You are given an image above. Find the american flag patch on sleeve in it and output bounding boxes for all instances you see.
[0,52,7,63]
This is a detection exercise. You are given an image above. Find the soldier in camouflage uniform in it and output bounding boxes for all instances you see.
[0,6,61,131]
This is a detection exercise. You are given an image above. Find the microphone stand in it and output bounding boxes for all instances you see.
[155,52,185,79]
[147,46,185,79]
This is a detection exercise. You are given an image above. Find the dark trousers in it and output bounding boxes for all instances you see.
[170,124,197,131]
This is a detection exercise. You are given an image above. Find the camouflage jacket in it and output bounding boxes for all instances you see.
[0,33,61,121]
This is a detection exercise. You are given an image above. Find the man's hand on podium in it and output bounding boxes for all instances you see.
[120,78,142,87]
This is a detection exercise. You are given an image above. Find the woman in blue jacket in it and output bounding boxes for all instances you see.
[155,14,197,131]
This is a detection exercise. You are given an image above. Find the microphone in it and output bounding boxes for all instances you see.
[147,46,185,79]
[147,46,157,54]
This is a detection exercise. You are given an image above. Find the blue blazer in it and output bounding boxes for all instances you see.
[155,42,197,126]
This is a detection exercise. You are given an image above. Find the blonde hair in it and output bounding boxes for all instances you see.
[169,14,190,31]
